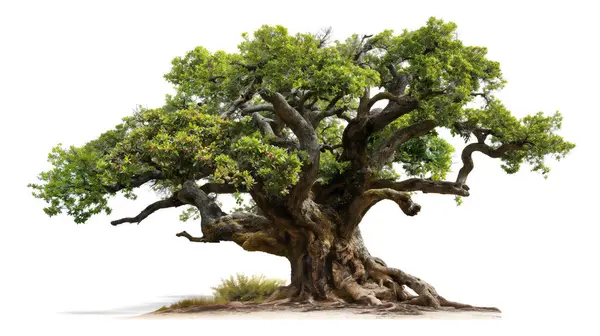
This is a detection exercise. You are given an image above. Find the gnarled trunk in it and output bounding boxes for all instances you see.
[264,217,477,310]
[173,183,496,311]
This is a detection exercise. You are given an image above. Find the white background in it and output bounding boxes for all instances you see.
[1,0,598,334]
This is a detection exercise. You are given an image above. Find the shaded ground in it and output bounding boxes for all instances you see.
[137,301,501,320]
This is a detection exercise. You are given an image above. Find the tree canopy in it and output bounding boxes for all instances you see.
[30,18,574,224]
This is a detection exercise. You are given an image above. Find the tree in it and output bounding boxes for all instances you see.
[30,18,574,309]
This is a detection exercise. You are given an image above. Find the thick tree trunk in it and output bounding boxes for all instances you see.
[266,224,495,311]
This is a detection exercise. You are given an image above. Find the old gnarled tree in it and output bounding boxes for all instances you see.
[30,19,574,309]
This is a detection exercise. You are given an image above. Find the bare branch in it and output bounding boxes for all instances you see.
[200,183,241,194]
[298,91,314,115]
[241,104,274,115]
[175,230,216,243]
[367,92,404,110]
[219,77,259,118]
[252,112,276,138]
[320,143,343,153]
[357,87,371,119]
[111,196,183,225]
[369,178,470,197]
[312,106,350,127]
[316,27,333,48]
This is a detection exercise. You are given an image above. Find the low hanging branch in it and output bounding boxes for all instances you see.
[110,196,184,226]
[368,178,470,197]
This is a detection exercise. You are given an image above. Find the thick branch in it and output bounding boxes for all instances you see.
[241,104,275,115]
[369,178,470,197]
[456,142,526,186]
[367,97,419,133]
[370,120,437,170]
[176,212,287,256]
[252,112,276,138]
[200,183,241,194]
[367,92,404,111]
[260,91,320,209]
[110,196,183,225]
[177,180,227,223]
[342,188,421,238]
[175,230,214,243]
[312,107,349,127]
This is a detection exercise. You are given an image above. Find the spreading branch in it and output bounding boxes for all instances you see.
[200,182,241,194]
[367,97,419,133]
[241,104,275,115]
[369,178,470,197]
[456,142,529,186]
[367,92,404,111]
[110,196,183,225]
[312,106,350,127]
[175,230,216,243]
[252,112,277,138]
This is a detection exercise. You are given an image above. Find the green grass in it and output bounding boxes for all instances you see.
[155,296,226,312]
[212,273,286,303]
[154,273,286,312]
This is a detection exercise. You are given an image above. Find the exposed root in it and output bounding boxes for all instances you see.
[263,242,499,313]
[332,262,382,306]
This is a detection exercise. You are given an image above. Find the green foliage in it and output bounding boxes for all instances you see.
[30,18,574,224]
[369,115,455,180]
[155,296,226,312]
[458,100,575,176]
[221,135,304,195]
[211,273,286,302]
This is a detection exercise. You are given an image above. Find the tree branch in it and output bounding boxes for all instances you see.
[219,77,260,118]
[370,120,437,170]
[252,112,276,138]
[456,142,528,186]
[312,106,350,127]
[259,90,320,209]
[241,104,274,115]
[110,196,183,225]
[341,188,421,238]
[367,96,419,133]
[200,182,241,194]
[367,92,404,111]
[369,178,470,197]
[177,180,227,223]
[175,230,216,243]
